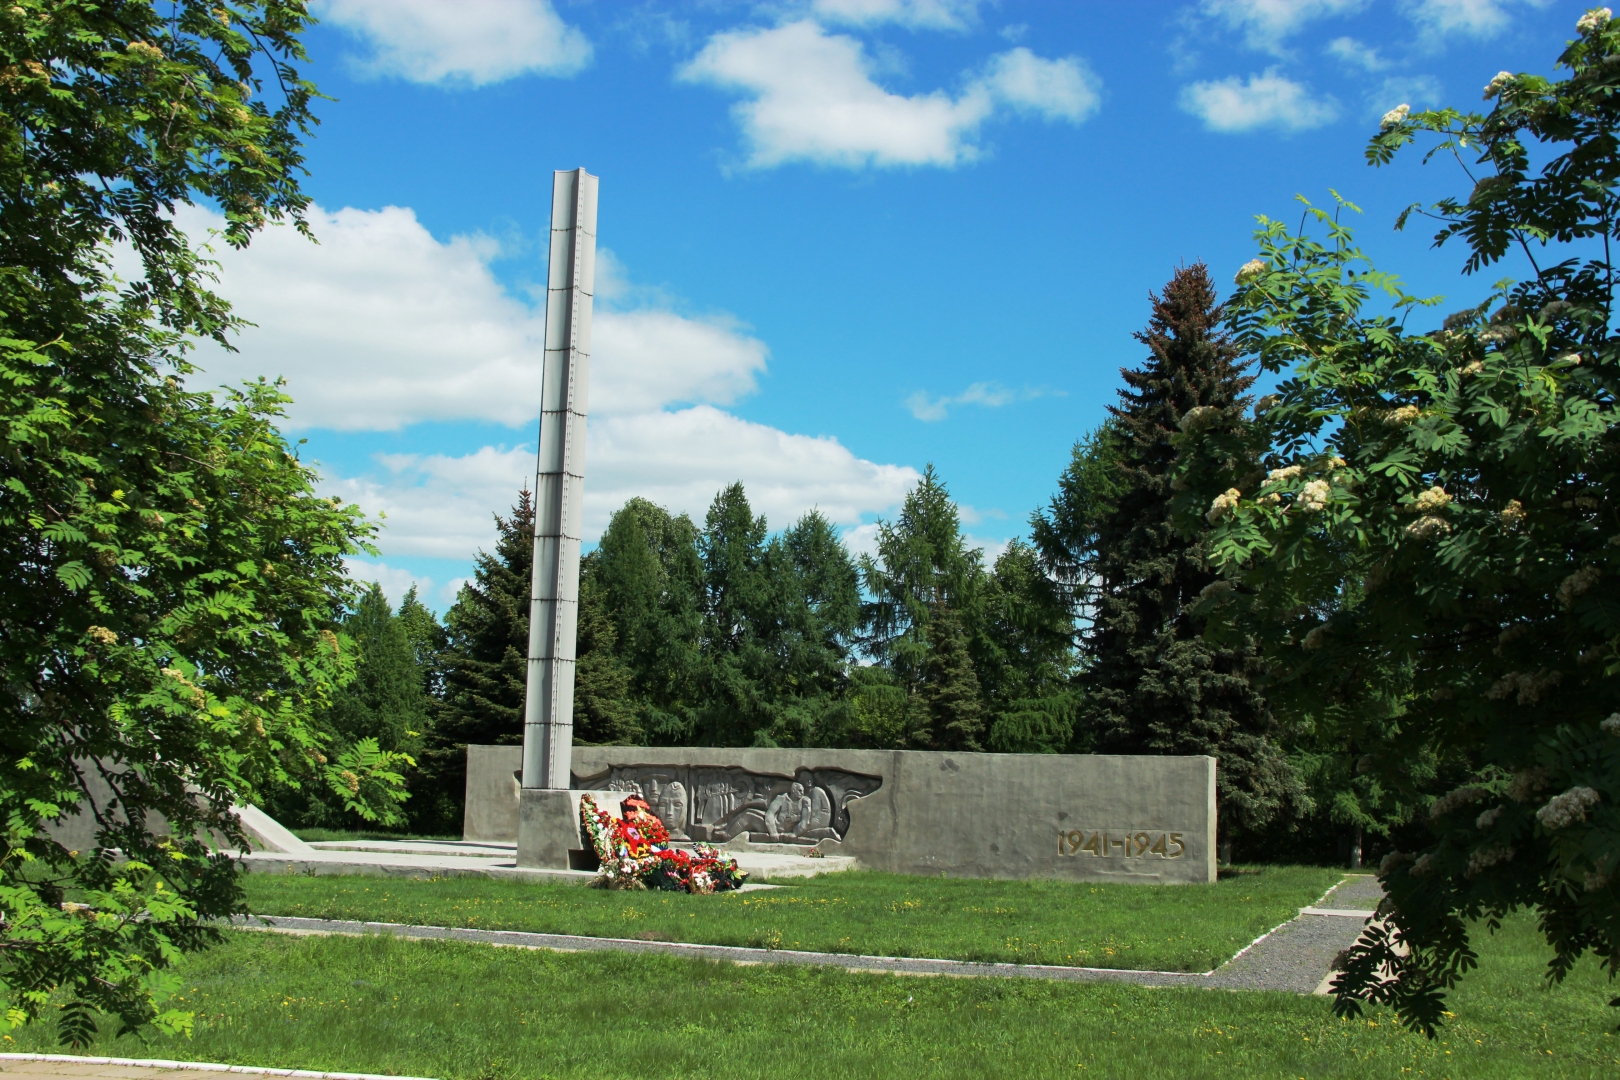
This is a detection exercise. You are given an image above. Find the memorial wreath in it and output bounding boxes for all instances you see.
[579,792,749,893]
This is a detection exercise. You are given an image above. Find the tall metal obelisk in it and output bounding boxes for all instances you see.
[516,168,596,868]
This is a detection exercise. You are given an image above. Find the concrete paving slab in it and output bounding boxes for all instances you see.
[0,1054,432,1080]
[237,839,852,883]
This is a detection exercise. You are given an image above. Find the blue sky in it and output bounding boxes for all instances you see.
[188,0,1586,609]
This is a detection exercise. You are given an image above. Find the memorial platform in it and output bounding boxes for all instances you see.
[236,837,852,883]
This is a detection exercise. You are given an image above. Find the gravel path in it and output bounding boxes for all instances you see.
[232,874,1383,995]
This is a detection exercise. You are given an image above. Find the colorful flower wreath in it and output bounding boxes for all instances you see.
[579,793,748,893]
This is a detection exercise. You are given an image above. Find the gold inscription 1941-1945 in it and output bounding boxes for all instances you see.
[1058,829,1185,859]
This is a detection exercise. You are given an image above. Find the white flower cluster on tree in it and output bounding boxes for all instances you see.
[1466,845,1515,878]
[1206,487,1241,523]
[1297,479,1331,513]
[1234,258,1268,284]
[1557,565,1601,607]
[1507,767,1551,803]
[1383,405,1422,425]
[1403,515,1451,540]
[1430,785,1490,820]
[1476,806,1502,830]
[1578,7,1612,36]
[1483,71,1514,100]
[1178,405,1222,432]
[1409,486,1452,514]
[1267,465,1303,483]
[1380,103,1410,131]
[1601,712,1620,735]
[1536,786,1601,829]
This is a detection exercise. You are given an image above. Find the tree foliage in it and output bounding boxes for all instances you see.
[1071,263,1300,841]
[1183,11,1620,1032]
[0,0,402,1046]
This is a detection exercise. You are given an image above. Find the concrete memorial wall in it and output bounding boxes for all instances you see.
[465,745,1217,884]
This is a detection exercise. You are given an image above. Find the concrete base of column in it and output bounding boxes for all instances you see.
[516,788,581,870]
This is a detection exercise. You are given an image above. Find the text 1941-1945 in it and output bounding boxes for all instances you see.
[1058,829,1185,859]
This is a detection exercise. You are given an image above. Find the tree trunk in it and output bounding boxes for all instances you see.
[1349,824,1363,869]
[1218,838,1233,867]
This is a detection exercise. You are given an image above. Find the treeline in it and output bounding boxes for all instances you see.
[275,262,1363,863]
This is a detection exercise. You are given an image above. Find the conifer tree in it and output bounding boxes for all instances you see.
[420,492,643,822]
[917,603,985,750]
[979,540,1078,753]
[1078,263,1299,846]
[275,583,429,829]
[572,573,639,745]
[329,583,428,753]
[860,466,984,689]
[591,497,704,740]
[396,584,447,699]
[415,493,535,829]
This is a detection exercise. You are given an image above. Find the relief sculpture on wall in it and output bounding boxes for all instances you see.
[573,764,882,844]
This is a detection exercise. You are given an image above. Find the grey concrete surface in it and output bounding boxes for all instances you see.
[467,744,1217,884]
[516,787,578,869]
[462,744,522,843]
[0,1054,431,1080]
[237,838,854,882]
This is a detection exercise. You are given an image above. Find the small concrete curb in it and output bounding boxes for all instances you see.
[1300,906,1378,918]
[232,914,1211,987]
[0,1054,433,1080]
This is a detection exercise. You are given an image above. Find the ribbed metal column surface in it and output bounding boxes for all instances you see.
[521,168,597,790]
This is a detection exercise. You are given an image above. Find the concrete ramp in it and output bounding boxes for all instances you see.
[233,804,313,854]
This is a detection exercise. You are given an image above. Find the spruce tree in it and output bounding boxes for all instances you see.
[917,603,984,750]
[1074,263,1299,846]
[422,491,645,821]
[859,466,984,691]
[415,493,535,830]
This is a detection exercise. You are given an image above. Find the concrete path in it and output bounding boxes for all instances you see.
[0,1055,429,1080]
[233,873,1383,994]
[238,839,853,882]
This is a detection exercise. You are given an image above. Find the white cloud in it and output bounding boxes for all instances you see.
[1180,69,1340,133]
[183,205,768,431]
[315,0,590,86]
[342,559,454,611]
[187,200,920,566]
[809,0,981,30]
[1202,0,1368,52]
[588,407,920,533]
[677,21,1099,169]
[1326,36,1388,71]
[905,381,1057,421]
[1402,0,1545,38]
[323,408,919,556]
[978,48,1102,122]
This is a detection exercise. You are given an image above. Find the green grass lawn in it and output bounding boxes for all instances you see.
[8,911,1614,1079]
[241,864,1341,972]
